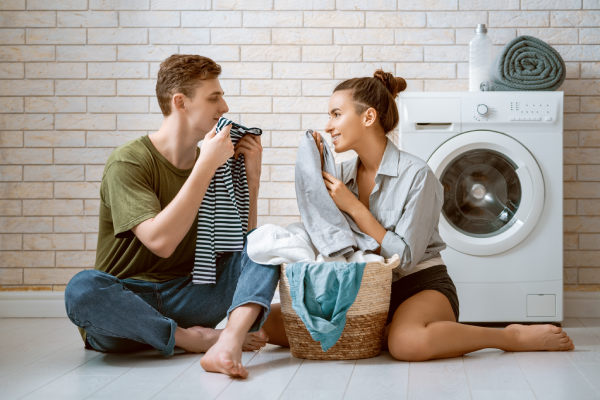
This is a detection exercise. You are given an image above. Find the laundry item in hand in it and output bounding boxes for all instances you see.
[193,117,261,284]
[480,35,565,92]
[285,260,366,351]
[295,130,379,258]
[246,223,316,265]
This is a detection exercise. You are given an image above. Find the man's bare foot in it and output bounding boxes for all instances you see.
[177,327,269,353]
[200,330,248,378]
[503,324,575,352]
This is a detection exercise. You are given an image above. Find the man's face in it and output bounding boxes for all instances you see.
[182,78,229,138]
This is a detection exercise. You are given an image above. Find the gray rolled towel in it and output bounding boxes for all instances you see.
[480,35,565,91]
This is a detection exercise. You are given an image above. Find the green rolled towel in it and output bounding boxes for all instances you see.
[480,35,566,91]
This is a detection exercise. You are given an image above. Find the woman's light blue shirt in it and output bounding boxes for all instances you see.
[336,139,447,282]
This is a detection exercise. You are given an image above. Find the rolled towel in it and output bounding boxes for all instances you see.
[480,35,565,92]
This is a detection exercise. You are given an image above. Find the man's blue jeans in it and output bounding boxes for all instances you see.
[64,242,280,357]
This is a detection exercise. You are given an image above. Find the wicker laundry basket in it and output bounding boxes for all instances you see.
[279,254,400,360]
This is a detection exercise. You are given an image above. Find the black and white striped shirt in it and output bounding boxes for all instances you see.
[193,117,262,284]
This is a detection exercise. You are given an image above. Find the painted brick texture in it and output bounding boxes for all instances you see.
[0,0,598,292]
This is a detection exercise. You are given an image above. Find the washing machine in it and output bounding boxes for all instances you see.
[400,92,563,323]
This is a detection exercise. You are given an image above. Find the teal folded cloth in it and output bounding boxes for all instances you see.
[286,261,366,351]
[480,35,565,92]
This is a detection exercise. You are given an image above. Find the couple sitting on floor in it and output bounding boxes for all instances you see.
[64,54,573,379]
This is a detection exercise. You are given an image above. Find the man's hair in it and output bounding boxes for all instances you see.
[156,54,222,117]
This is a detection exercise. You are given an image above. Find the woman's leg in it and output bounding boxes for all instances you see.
[387,290,574,362]
[262,303,290,347]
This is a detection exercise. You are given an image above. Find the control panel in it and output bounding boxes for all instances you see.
[510,101,554,121]
[399,92,563,134]
[466,98,558,123]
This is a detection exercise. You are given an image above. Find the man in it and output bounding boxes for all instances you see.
[64,54,279,379]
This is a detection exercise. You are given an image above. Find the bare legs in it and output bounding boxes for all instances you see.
[385,290,574,362]
[262,291,574,362]
[262,303,290,347]
[200,303,265,378]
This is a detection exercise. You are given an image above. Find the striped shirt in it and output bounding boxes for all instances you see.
[193,117,262,284]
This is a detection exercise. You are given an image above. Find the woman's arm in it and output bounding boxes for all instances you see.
[322,171,387,249]
[322,168,443,270]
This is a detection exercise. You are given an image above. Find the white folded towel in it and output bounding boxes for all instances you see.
[247,223,385,265]
[287,222,319,256]
[316,254,347,263]
[346,250,384,264]
[247,224,316,265]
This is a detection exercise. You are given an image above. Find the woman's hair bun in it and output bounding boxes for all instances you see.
[373,69,407,98]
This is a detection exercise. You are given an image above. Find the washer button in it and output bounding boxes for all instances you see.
[510,116,516,121]
[546,117,553,121]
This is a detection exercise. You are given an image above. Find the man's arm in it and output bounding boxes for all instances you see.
[132,125,234,258]
[234,134,263,232]
[247,181,259,232]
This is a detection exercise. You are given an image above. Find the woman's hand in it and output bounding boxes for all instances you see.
[311,131,325,170]
[322,171,361,214]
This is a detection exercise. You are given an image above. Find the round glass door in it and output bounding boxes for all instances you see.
[428,131,545,256]
[440,149,522,238]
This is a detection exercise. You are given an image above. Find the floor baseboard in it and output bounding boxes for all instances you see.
[0,291,598,318]
[0,292,67,318]
[564,291,600,318]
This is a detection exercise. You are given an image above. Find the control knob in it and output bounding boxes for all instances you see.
[476,103,490,118]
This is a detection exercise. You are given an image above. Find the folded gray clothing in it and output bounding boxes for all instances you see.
[480,35,565,92]
[295,130,379,258]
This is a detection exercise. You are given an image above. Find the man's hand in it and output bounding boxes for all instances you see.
[311,131,325,170]
[234,135,263,186]
[322,171,361,214]
[199,124,235,171]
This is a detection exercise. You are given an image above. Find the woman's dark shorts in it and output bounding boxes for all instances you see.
[386,265,460,325]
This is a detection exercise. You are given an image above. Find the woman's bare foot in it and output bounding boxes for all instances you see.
[503,324,575,352]
[177,327,269,353]
[200,330,248,378]
[244,328,269,351]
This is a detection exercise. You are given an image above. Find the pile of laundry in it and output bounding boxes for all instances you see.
[247,131,386,352]
[246,222,384,265]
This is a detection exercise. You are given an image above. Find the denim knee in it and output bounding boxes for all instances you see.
[65,270,114,323]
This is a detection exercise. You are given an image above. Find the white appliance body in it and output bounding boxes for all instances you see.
[400,92,563,323]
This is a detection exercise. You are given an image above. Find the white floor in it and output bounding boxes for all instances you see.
[0,318,599,400]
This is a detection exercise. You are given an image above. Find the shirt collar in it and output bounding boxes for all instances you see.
[342,138,400,186]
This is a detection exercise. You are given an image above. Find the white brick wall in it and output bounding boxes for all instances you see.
[0,0,599,292]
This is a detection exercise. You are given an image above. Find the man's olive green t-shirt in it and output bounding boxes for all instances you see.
[95,135,200,281]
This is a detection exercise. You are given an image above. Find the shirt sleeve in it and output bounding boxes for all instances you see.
[379,168,444,273]
[101,161,161,239]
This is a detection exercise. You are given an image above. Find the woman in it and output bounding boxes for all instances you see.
[262,70,574,361]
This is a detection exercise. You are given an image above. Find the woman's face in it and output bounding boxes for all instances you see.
[324,90,371,153]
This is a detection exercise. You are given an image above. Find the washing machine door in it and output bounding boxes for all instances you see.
[428,130,545,256]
